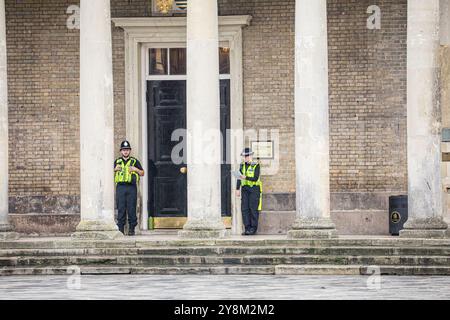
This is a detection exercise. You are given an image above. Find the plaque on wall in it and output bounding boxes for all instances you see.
[251,141,274,159]
[443,152,450,162]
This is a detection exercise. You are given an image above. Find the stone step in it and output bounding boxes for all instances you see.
[0,248,141,257]
[0,240,137,250]
[1,254,450,267]
[1,238,450,249]
[274,265,450,276]
[141,246,450,256]
[136,238,450,247]
[0,265,276,276]
[2,264,450,276]
[2,246,450,257]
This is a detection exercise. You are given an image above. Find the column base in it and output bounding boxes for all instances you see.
[287,217,337,239]
[0,232,20,240]
[400,217,448,239]
[0,223,12,232]
[72,220,124,240]
[0,224,20,240]
[178,219,227,239]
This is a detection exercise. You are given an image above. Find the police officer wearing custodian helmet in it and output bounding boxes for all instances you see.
[236,148,262,235]
[114,140,145,235]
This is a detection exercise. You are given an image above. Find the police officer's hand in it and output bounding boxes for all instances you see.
[240,175,246,180]
[235,190,241,197]
[114,165,122,172]
[129,166,137,173]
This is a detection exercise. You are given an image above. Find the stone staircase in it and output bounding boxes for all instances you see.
[1,237,450,275]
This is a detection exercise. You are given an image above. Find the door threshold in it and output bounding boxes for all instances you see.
[149,217,232,229]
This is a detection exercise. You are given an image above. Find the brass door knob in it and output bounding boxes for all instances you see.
[180,167,187,174]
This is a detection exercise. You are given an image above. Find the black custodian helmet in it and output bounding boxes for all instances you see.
[120,140,131,150]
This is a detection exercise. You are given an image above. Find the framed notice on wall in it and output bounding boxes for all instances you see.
[251,141,274,159]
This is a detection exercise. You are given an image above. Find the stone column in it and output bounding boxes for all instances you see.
[441,0,450,45]
[401,0,448,238]
[178,0,226,238]
[72,0,122,239]
[440,1,450,229]
[287,0,337,239]
[0,0,17,240]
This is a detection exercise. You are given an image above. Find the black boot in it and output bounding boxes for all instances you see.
[128,228,135,236]
[118,226,125,234]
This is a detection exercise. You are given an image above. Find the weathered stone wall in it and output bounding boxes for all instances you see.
[221,0,408,235]
[6,0,409,234]
[328,0,407,193]
[6,0,81,217]
[327,0,407,234]
[219,0,296,194]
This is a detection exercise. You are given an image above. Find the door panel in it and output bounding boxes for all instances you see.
[220,80,231,216]
[148,80,187,217]
[147,79,231,223]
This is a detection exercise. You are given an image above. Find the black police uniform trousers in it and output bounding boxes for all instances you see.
[241,185,260,233]
[116,183,137,231]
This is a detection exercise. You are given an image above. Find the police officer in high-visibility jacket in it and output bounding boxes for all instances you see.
[114,140,144,235]
[236,148,262,235]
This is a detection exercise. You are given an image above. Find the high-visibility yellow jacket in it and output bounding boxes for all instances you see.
[114,157,140,185]
[240,162,262,210]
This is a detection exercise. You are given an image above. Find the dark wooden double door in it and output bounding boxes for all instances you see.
[147,80,231,225]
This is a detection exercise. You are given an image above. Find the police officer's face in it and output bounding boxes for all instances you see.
[245,155,252,162]
[121,148,131,158]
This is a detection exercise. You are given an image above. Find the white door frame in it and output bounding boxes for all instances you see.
[112,16,251,234]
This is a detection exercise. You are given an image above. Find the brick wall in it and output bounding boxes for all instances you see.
[328,0,407,194]
[6,0,408,223]
[220,0,408,201]
[5,0,152,215]
[7,0,80,214]
[219,0,296,194]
